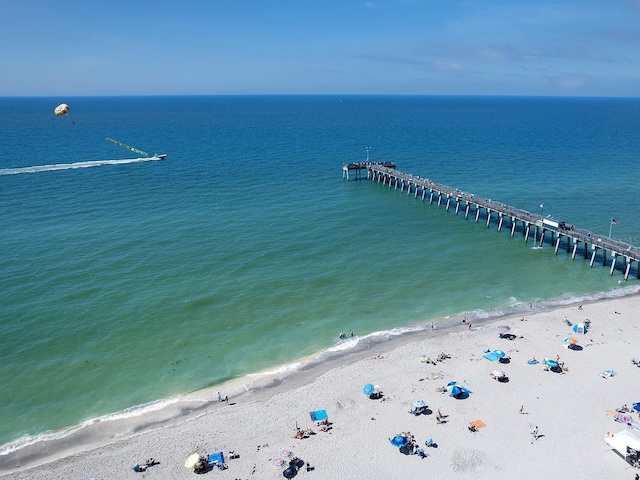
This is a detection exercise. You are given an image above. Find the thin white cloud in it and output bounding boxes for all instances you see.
[433,60,468,73]
[548,73,592,89]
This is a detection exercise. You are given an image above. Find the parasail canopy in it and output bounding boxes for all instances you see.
[54,103,69,116]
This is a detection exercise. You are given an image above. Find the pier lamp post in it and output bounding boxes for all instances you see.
[366,146,371,162]
[540,203,544,219]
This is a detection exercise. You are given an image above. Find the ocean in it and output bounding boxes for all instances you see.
[1,95,639,458]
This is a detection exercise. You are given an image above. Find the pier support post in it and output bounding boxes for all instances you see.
[609,254,616,275]
[589,247,597,267]
[554,236,561,254]
[421,188,426,201]
[429,191,434,204]
[624,261,631,280]
[465,203,470,219]
[571,242,578,259]
[498,214,503,231]
[602,248,607,266]
[455,199,460,215]
[437,194,443,207]
[511,219,517,236]
[445,196,451,211]
[525,225,530,243]
[486,210,492,227]
[475,207,481,223]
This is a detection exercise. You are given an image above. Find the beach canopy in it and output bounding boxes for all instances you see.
[491,369,506,378]
[563,337,578,345]
[497,325,510,333]
[413,400,427,409]
[389,435,409,448]
[309,409,328,422]
[207,452,225,467]
[185,453,200,469]
[605,430,640,459]
[573,323,587,334]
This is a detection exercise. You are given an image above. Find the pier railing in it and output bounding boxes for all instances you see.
[344,162,640,280]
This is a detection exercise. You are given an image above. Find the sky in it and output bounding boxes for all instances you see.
[2,0,640,97]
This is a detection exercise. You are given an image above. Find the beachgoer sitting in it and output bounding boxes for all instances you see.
[468,425,478,433]
[146,457,158,467]
[425,438,434,447]
[133,464,147,472]
[417,448,428,458]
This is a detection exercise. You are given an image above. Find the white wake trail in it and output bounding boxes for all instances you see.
[0,156,164,175]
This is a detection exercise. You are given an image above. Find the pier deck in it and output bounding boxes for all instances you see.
[344,162,640,280]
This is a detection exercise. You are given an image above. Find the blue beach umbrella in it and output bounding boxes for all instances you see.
[363,383,375,396]
[413,400,427,409]
[389,435,409,448]
[543,359,559,368]
[573,323,587,334]
[446,381,472,397]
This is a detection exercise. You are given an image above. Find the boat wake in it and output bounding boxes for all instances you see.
[0,156,165,175]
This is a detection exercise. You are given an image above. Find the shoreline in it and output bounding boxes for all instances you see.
[2,289,640,477]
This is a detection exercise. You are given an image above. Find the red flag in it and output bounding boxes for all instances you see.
[611,219,619,225]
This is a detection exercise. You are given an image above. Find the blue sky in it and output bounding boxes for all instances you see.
[2,0,640,96]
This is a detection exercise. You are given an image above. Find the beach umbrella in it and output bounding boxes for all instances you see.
[446,381,472,396]
[363,383,375,395]
[389,435,409,448]
[491,369,506,378]
[413,400,427,409]
[280,450,293,460]
[543,359,558,368]
[185,453,200,469]
[271,458,286,469]
[563,337,578,345]
[573,323,587,334]
[497,325,510,333]
[446,384,463,396]
[493,350,506,359]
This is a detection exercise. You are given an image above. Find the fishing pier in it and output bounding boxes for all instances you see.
[343,162,640,280]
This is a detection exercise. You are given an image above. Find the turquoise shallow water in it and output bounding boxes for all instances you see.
[1,95,639,455]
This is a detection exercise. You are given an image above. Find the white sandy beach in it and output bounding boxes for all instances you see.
[2,294,640,480]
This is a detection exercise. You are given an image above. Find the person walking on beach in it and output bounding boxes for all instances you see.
[531,426,539,444]
[519,405,526,414]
